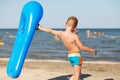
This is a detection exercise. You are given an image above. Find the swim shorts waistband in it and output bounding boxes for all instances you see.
[68,53,81,57]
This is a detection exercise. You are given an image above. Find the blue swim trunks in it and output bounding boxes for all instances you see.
[68,53,82,66]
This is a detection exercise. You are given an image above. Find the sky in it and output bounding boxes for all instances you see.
[0,0,120,29]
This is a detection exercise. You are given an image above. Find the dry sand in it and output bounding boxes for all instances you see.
[0,58,120,80]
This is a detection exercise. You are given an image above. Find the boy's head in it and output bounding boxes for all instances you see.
[65,16,78,31]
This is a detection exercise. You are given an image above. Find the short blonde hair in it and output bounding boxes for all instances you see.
[66,16,78,28]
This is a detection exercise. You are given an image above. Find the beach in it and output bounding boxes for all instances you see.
[0,58,120,80]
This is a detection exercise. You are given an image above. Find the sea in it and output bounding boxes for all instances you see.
[0,28,120,62]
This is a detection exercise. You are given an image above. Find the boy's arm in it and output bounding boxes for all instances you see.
[37,24,62,36]
[75,34,97,56]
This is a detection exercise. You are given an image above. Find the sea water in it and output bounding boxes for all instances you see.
[0,29,120,62]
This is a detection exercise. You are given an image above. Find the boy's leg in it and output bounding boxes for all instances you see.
[69,65,82,80]
[74,64,82,80]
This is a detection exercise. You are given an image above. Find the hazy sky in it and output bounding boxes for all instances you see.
[0,0,120,28]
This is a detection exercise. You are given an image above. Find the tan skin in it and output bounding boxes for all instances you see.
[38,19,97,80]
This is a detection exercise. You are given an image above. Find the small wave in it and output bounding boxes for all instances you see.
[109,36,117,39]
[9,35,16,38]
[104,35,120,39]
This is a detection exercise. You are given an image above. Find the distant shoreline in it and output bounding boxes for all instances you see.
[0,28,120,30]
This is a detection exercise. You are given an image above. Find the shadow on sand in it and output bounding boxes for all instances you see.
[48,74,91,80]
[104,78,114,80]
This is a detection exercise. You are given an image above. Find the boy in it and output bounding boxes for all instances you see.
[37,16,97,80]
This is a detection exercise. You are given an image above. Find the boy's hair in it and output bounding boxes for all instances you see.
[66,16,78,28]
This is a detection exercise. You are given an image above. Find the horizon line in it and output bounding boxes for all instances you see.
[0,27,120,29]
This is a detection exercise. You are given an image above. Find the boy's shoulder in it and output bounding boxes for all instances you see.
[57,30,64,36]
[72,32,79,36]
[72,33,81,39]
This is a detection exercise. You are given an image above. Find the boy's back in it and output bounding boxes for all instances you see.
[60,31,80,53]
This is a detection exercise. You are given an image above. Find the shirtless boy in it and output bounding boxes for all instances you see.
[37,16,97,80]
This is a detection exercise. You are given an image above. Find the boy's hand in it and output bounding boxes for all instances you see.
[73,29,78,34]
[54,35,60,42]
[36,24,42,30]
[92,49,97,56]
